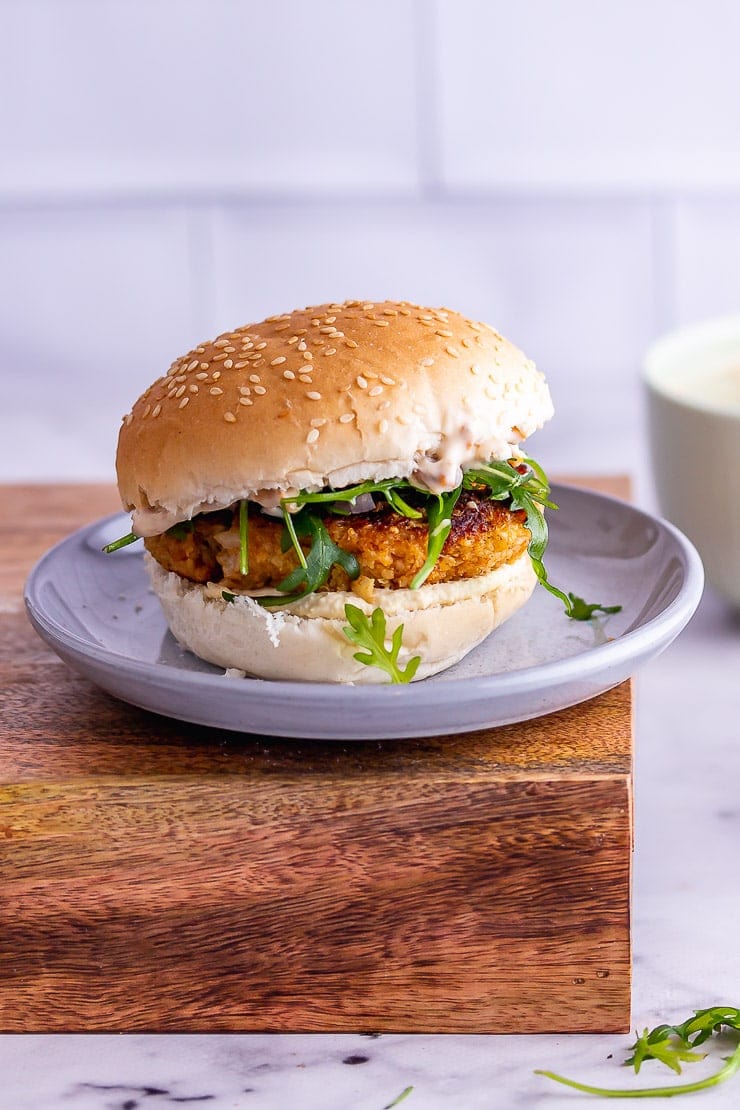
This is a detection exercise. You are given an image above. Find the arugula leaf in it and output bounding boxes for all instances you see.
[409,486,463,589]
[536,1006,740,1098]
[567,593,624,621]
[342,604,420,683]
[239,500,249,576]
[258,509,360,608]
[383,1085,414,1108]
[102,531,140,553]
[625,1028,705,1075]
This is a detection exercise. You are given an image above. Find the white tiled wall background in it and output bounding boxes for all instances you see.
[2,0,739,490]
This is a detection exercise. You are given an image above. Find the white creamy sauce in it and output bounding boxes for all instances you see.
[671,364,740,408]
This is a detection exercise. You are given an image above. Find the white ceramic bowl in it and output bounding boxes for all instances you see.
[645,314,740,607]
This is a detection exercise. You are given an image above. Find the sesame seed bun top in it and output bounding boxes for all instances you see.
[116,299,554,536]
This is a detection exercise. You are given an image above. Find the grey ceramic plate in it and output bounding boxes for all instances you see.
[24,485,703,739]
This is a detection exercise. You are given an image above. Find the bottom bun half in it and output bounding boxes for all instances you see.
[146,551,536,683]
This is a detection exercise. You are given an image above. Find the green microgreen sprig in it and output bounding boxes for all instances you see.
[343,604,420,684]
[536,1006,740,1098]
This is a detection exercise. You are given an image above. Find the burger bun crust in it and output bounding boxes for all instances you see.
[117,300,553,537]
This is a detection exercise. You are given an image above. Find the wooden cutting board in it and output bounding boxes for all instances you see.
[0,479,632,1033]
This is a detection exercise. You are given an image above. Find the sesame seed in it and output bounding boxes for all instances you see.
[299,374,313,384]
[461,337,471,348]
[302,351,313,361]
[363,303,374,310]
[381,375,395,385]
[187,359,199,371]
[470,364,481,375]
[306,428,320,444]
[310,417,326,427]
[224,411,237,422]
[369,385,383,396]
[239,386,251,396]
[212,370,221,380]
[214,339,230,348]
[123,412,133,425]
[210,387,223,396]
[270,356,286,366]
[249,374,261,383]
[174,375,186,383]
[175,385,187,398]
[253,385,267,395]
[189,383,198,393]
[324,347,337,355]
[200,362,209,370]
[421,314,434,321]
[306,391,322,400]
[437,329,453,337]
[223,359,233,369]
[332,331,344,338]
[179,396,190,409]
[274,323,290,331]
[345,339,358,349]
[446,346,460,358]
[421,357,434,367]
[378,400,391,411]
[288,336,299,345]
[356,375,368,389]
[339,412,355,423]
[213,352,228,362]
[325,316,336,323]
[195,372,208,381]
[143,403,151,418]
[283,370,295,380]
[238,396,253,406]
[298,341,307,351]
[167,388,177,399]
[373,320,390,327]
[255,342,267,350]
[151,404,161,418]
[319,326,335,334]
[379,419,389,433]
[399,307,411,316]
[234,361,248,369]
[419,319,435,327]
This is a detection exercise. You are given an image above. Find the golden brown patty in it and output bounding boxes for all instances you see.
[144,494,531,595]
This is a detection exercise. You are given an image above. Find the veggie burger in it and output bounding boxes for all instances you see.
[111,299,574,683]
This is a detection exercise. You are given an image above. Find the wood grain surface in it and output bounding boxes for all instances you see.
[0,479,633,1032]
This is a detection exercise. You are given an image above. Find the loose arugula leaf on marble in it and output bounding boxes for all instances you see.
[536,1006,740,1098]
[383,1085,414,1108]
[342,604,420,684]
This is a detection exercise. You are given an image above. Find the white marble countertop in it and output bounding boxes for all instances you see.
[3,582,740,1109]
